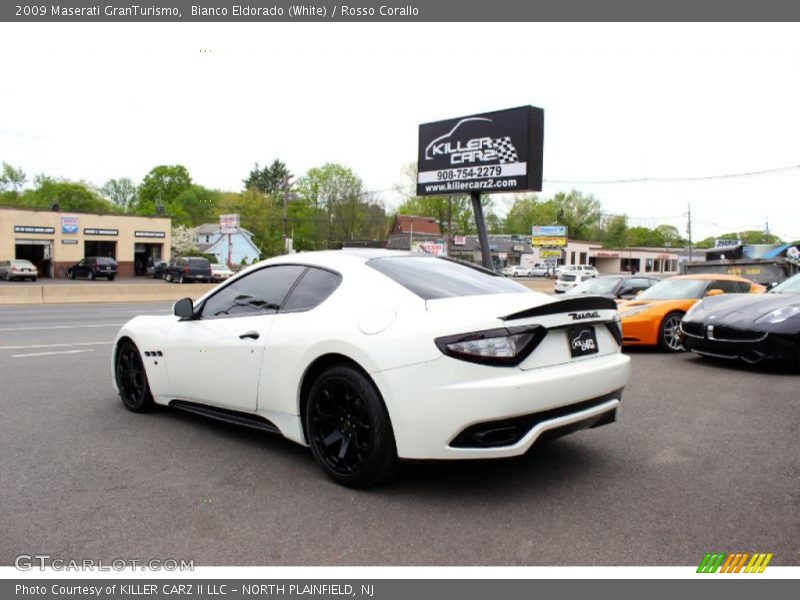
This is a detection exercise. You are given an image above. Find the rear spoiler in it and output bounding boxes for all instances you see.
[500,295,617,321]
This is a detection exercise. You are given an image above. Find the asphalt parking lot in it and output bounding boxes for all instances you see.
[0,302,797,566]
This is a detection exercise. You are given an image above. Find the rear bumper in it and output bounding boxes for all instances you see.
[374,351,630,460]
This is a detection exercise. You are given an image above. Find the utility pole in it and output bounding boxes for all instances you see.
[446,196,452,257]
[687,203,693,264]
[281,174,293,253]
[471,192,493,270]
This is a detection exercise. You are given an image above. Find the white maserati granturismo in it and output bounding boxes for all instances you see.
[113,250,630,487]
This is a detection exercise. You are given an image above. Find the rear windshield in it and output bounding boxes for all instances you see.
[96,257,116,265]
[187,258,210,267]
[366,256,527,300]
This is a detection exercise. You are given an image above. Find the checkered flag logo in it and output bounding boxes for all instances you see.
[492,136,518,164]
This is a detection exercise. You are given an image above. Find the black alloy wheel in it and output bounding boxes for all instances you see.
[115,341,155,412]
[659,311,685,352]
[306,365,398,488]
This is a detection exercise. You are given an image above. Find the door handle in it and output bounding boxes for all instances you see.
[239,331,260,340]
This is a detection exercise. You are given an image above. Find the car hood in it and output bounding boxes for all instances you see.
[688,292,800,321]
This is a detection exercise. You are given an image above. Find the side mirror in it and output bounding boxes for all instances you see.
[173,297,194,319]
[765,282,778,291]
[706,288,724,297]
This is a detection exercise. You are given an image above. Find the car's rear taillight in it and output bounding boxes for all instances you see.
[435,326,547,366]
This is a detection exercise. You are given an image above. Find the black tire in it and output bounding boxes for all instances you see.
[68,271,75,280]
[659,311,685,352]
[179,274,186,284]
[31,278,36,282]
[107,275,115,281]
[165,273,172,282]
[305,365,398,488]
[88,271,95,281]
[115,340,155,413]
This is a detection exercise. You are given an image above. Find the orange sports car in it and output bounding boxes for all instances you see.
[617,274,765,351]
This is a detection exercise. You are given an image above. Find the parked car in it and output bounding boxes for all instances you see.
[211,263,234,282]
[147,259,167,277]
[557,265,599,278]
[67,257,117,281]
[153,259,172,279]
[501,265,531,277]
[565,275,660,301]
[0,259,38,281]
[164,257,212,283]
[554,272,592,293]
[617,274,765,352]
[113,250,630,487]
[680,272,800,369]
[530,263,549,277]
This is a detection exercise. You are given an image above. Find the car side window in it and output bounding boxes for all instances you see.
[200,265,306,319]
[709,280,740,294]
[627,278,653,291]
[282,267,342,312]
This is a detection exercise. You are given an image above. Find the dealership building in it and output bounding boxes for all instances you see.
[0,207,171,278]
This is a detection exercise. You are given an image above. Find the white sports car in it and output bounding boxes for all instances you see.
[113,250,630,487]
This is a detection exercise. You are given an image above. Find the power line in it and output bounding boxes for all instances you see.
[544,163,800,184]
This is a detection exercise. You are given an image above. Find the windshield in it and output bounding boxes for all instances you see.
[638,278,708,300]
[770,274,800,294]
[570,277,621,294]
[211,264,226,270]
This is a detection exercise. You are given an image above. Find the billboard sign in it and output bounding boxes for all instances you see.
[532,225,567,247]
[220,214,240,234]
[61,216,78,234]
[714,238,741,248]
[540,249,563,259]
[417,106,544,196]
[413,241,445,256]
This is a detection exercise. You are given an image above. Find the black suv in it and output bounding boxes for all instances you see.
[164,257,212,283]
[67,257,117,281]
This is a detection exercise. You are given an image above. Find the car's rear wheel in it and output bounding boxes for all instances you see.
[659,311,684,352]
[68,271,75,280]
[179,274,186,284]
[305,365,398,488]
[88,271,95,281]
[165,273,172,282]
[115,340,155,412]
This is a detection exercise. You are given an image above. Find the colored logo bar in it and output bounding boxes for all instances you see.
[697,552,773,573]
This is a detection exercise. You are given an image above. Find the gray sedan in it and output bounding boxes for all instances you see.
[0,259,38,281]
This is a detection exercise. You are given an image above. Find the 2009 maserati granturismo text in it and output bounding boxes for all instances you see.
[112,250,630,487]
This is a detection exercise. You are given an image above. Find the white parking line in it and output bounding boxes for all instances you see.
[0,341,112,350]
[12,349,96,358]
[0,323,122,332]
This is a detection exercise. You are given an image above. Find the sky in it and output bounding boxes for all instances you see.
[2,22,799,242]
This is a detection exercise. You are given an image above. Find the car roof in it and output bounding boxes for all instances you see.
[666,273,751,282]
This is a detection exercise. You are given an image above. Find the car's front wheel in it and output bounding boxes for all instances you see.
[88,271,95,281]
[115,340,155,412]
[659,311,684,352]
[305,365,398,488]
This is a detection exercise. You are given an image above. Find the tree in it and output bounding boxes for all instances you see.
[0,162,26,193]
[136,165,193,217]
[171,225,198,256]
[296,163,385,246]
[597,214,629,248]
[393,163,476,236]
[551,190,603,240]
[100,178,137,212]
[504,195,552,235]
[243,159,291,194]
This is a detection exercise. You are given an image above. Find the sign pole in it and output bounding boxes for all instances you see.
[471,192,493,270]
